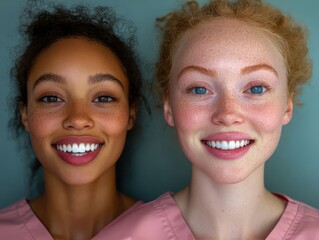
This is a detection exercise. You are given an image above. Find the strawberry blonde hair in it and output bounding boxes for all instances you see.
[156,0,311,104]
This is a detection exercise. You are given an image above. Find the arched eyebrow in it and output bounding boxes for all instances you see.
[32,73,66,90]
[178,65,217,78]
[88,73,124,89]
[241,64,278,76]
[177,63,278,79]
[32,73,124,90]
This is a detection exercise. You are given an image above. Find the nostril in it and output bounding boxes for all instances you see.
[63,114,94,130]
[211,106,244,126]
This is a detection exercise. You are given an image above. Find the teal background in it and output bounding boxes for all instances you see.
[0,0,318,209]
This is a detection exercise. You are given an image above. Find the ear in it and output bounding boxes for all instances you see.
[282,96,293,125]
[20,104,30,132]
[163,92,175,127]
[127,104,137,130]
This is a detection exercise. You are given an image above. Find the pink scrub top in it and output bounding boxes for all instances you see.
[101,192,319,240]
[0,198,143,239]
[1,193,319,239]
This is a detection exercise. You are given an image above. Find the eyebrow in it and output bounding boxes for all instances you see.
[241,63,278,76]
[88,73,124,89]
[178,65,217,78]
[33,73,66,90]
[32,73,124,90]
[178,63,278,79]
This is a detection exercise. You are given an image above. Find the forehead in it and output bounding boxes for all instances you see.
[172,18,285,74]
[28,37,128,86]
[34,37,123,69]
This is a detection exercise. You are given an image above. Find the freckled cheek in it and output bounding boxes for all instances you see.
[97,108,130,135]
[173,101,207,133]
[26,109,61,138]
[246,103,285,133]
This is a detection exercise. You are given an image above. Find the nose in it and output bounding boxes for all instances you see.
[62,101,94,130]
[211,92,244,126]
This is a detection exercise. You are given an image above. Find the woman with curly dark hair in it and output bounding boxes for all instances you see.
[0,2,143,239]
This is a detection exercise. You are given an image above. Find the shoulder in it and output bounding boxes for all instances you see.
[0,199,34,238]
[269,194,319,240]
[0,199,28,223]
[95,192,194,240]
[0,199,52,239]
[289,197,319,237]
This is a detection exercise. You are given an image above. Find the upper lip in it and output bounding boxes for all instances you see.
[202,132,254,142]
[52,136,104,145]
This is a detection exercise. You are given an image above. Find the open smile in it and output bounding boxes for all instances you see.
[204,140,252,150]
[53,137,104,166]
[202,137,254,160]
[56,143,102,156]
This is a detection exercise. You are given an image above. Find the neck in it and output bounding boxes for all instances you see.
[174,165,285,240]
[30,167,134,240]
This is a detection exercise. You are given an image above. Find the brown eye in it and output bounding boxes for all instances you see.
[40,95,62,102]
[93,95,114,103]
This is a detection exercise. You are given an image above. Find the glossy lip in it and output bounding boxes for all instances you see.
[202,132,254,160]
[52,136,104,166]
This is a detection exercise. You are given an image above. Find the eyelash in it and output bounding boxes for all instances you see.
[186,85,211,96]
[186,84,270,97]
[38,93,115,104]
[39,94,63,103]
[93,94,115,103]
[192,86,208,95]
[245,83,270,95]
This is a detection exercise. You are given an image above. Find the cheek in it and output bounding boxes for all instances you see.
[173,101,207,132]
[98,106,130,135]
[247,102,286,133]
[26,108,60,138]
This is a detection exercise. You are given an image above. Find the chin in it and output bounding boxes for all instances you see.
[59,172,101,186]
[203,167,255,185]
[212,175,248,185]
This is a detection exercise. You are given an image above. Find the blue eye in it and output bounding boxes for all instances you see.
[192,87,207,95]
[40,96,62,102]
[249,86,266,94]
[94,96,114,103]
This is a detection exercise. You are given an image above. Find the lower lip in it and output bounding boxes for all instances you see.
[203,142,252,160]
[54,146,102,166]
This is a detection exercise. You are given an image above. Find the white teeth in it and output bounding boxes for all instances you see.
[90,144,95,151]
[72,143,79,153]
[56,143,100,154]
[85,144,91,151]
[206,140,251,150]
[228,141,236,150]
[221,141,228,150]
[78,143,86,153]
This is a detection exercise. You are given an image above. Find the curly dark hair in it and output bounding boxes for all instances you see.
[10,1,142,136]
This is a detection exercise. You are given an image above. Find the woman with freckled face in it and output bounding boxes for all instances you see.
[24,38,134,186]
[102,0,319,239]
[0,4,144,240]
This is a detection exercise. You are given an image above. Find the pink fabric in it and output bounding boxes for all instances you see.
[1,193,319,239]
[0,199,143,240]
[102,192,195,240]
[267,194,319,239]
[0,199,52,240]
[102,192,319,240]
